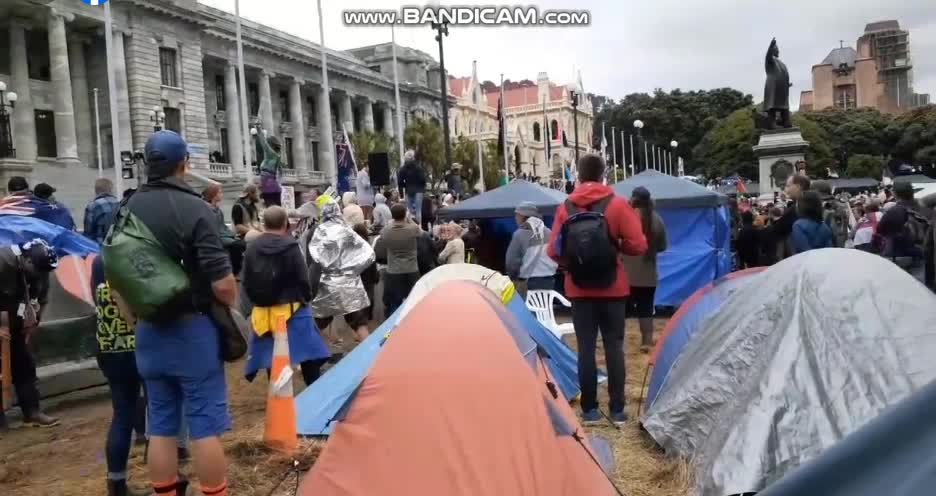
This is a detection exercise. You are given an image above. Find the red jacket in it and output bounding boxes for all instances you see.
[547,182,648,298]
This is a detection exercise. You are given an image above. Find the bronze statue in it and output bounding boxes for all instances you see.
[762,38,792,129]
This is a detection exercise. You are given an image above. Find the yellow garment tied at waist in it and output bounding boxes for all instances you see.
[251,302,302,337]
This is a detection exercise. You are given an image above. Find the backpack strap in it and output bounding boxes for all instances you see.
[589,195,614,214]
[564,199,580,216]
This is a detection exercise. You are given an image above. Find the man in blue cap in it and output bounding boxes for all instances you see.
[126,131,236,496]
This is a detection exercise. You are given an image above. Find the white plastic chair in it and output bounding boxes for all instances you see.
[525,290,575,339]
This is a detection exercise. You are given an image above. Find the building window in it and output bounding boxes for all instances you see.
[550,120,559,140]
[375,107,385,133]
[219,128,229,163]
[533,122,541,142]
[331,102,340,129]
[280,91,290,122]
[284,137,295,167]
[25,29,51,81]
[306,96,317,127]
[163,107,181,132]
[215,75,225,111]
[834,85,856,110]
[352,107,362,133]
[248,83,260,116]
[311,141,320,171]
[159,48,178,87]
[34,110,56,157]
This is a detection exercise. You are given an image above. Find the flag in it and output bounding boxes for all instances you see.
[561,130,569,148]
[497,94,505,160]
[542,101,549,168]
[335,124,356,195]
[600,122,608,162]
[0,195,35,216]
[0,194,75,230]
[736,181,748,194]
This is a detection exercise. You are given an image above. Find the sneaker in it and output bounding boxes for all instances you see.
[610,410,629,426]
[23,412,60,428]
[581,409,603,425]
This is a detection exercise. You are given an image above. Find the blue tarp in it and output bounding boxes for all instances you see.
[653,206,732,306]
[0,215,99,257]
[295,291,581,436]
[646,270,760,408]
[437,180,568,219]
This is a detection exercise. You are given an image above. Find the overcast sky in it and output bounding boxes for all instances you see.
[200,0,936,108]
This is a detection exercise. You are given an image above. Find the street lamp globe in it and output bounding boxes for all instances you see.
[7,92,17,103]
[152,105,161,113]
[633,119,644,130]
[670,140,678,148]
[0,81,6,92]
[148,109,156,118]
[158,111,166,120]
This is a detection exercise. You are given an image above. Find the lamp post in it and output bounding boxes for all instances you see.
[430,4,452,174]
[570,89,581,166]
[148,105,166,132]
[0,82,18,159]
[670,140,678,176]
[633,119,644,172]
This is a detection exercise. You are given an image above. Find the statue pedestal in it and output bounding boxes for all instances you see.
[753,128,809,198]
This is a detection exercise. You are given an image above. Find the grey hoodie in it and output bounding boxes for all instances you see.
[505,217,558,280]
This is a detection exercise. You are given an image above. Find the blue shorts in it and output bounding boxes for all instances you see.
[135,314,231,440]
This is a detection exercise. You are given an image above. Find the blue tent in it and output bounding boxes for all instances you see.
[437,180,567,220]
[613,171,732,306]
[295,265,582,436]
[0,215,99,257]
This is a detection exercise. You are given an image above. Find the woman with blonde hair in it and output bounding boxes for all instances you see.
[341,191,365,226]
[437,223,465,265]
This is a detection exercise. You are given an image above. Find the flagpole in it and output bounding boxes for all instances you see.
[104,2,123,194]
[500,73,508,182]
[542,100,548,173]
[628,134,634,178]
[92,88,103,178]
[391,25,404,168]
[316,0,336,187]
[234,0,252,182]
[611,125,617,183]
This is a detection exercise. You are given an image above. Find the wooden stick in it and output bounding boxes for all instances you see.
[1,311,12,412]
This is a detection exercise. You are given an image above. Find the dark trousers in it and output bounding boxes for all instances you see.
[227,240,246,278]
[0,313,40,416]
[98,354,143,476]
[382,272,419,317]
[571,298,628,413]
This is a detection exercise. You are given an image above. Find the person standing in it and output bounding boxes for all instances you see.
[0,239,60,431]
[92,255,146,496]
[125,131,236,496]
[371,193,392,234]
[813,180,850,248]
[308,197,375,343]
[769,174,811,260]
[202,185,246,278]
[736,210,761,268]
[84,178,120,244]
[232,183,262,239]
[242,206,331,385]
[547,154,647,425]
[397,150,427,225]
[437,224,466,265]
[252,126,284,207]
[790,191,835,254]
[341,192,365,227]
[374,203,422,316]
[622,187,668,353]
[505,202,557,294]
[352,223,380,323]
[356,166,375,220]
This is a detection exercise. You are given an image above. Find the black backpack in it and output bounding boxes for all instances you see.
[242,248,285,308]
[560,196,618,289]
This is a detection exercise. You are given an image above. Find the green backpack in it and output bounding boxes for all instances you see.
[102,204,190,321]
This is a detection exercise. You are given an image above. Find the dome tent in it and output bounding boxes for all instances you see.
[642,249,936,496]
[613,170,731,306]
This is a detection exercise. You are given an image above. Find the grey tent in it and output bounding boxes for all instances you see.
[759,378,936,496]
[437,180,567,220]
[613,170,729,208]
[892,174,936,184]
[642,249,936,496]
[828,177,879,193]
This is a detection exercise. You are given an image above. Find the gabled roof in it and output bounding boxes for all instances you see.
[821,47,858,68]
[484,85,567,108]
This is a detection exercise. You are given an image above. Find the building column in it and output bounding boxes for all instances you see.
[224,62,244,170]
[8,19,36,162]
[111,29,132,153]
[382,103,394,137]
[288,78,308,171]
[339,92,353,133]
[361,98,374,133]
[48,10,79,162]
[258,70,275,133]
[68,36,93,166]
[317,86,335,180]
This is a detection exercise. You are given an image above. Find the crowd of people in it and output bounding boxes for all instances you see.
[20,124,936,496]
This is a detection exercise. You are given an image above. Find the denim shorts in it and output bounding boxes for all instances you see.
[135,313,231,440]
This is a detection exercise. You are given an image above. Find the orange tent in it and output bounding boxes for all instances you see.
[299,281,618,496]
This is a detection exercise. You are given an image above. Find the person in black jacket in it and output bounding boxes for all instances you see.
[767,174,811,261]
[736,210,761,268]
[397,150,427,225]
[242,206,331,386]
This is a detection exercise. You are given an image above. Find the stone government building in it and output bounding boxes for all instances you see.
[0,0,445,221]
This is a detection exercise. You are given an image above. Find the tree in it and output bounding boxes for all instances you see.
[691,107,758,179]
[845,154,883,178]
[452,137,503,192]
[349,130,398,173]
[403,118,445,185]
[792,114,836,178]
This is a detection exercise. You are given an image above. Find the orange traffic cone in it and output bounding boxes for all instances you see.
[264,312,298,454]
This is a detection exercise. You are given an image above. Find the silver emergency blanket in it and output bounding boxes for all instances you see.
[308,200,375,318]
[641,248,936,496]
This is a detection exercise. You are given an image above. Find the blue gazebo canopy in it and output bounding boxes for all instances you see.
[613,170,729,208]
[437,180,568,220]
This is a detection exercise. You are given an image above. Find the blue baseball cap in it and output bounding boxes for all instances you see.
[145,130,189,179]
